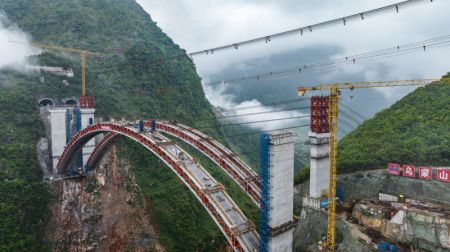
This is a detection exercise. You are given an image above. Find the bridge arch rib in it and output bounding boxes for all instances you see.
[86,132,121,170]
[87,120,262,206]
[57,122,259,252]
[154,121,261,206]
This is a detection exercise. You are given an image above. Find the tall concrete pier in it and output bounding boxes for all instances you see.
[303,96,330,209]
[309,131,330,198]
[80,108,95,166]
[48,107,67,174]
[303,132,330,208]
[42,97,96,175]
[260,131,296,252]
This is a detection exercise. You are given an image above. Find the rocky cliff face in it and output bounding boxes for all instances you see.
[292,169,450,251]
[46,146,165,251]
[353,202,450,251]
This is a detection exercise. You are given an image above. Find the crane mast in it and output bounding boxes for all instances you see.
[298,77,449,251]
[81,51,87,96]
[326,87,338,250]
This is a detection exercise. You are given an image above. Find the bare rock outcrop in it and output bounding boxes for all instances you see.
[47,147,165,252]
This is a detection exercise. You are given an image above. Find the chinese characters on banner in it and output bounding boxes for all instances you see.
[386,164,450,183]
[418,167,432,179]
[402,165,415,177]
[387,163,400,175]
[437,169,450,183]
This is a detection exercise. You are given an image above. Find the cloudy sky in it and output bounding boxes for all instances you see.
[1,1,449,131]
[137,0,449,76]
[136,0,450,128]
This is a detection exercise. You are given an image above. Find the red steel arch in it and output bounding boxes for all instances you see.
[87,120,262,206]
[56,122,259,252]
[155,121,261,205]
[86,132,121,169]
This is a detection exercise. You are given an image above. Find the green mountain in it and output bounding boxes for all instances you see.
[338,75,450,173]
[1,0,215,121]
[0,78,50,251]
[0,0,257,251]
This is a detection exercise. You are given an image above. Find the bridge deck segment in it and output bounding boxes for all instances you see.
[155,121,261,206]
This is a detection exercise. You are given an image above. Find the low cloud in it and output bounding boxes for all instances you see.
[0,12,38,69]
[204,83,308,131]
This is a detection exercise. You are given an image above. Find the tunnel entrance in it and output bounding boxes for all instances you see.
[63,97,79,107]
[38,98,55,107]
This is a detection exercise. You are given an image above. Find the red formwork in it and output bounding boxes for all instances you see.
[310,96,329,133]
[79,95,95,109]
[57,123,246,252]
[157,122,261,205]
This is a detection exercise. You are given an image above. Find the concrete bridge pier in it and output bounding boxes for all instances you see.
[260,131,296,252]
[303,95,330,209]
[45,99,95,175]
[80,108,95,167]
[303,131,330,209]
[48,107,67,174]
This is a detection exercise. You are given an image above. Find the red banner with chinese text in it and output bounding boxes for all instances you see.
[436,169,450,183]
[387,163,400,175]
[418,167,432,179]
[402,165,415,177]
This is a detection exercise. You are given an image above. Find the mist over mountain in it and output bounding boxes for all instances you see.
[204,44,421,120]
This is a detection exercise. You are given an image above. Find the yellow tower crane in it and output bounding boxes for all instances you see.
[298,78,450,251]
[11,41,103,97]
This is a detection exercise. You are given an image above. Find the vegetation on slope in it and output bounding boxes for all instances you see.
[114,134,262,251]
[338,75,450,173]
[0,72,50,251]
[118,140,227,251]
[168,136,260,223]
[294,165,310,186]
[0,0,246,250]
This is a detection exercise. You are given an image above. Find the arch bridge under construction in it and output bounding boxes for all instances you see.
[49,113,296,252]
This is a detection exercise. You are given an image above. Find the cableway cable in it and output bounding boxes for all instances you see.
[197,115,310,130]
[203,35,450,86]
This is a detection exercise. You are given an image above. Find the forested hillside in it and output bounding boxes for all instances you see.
[0,0,215,121]
[0,0,253,251]
[0,71,51,251]
[338,75,450,173]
